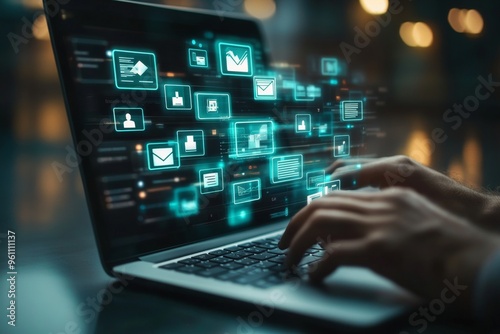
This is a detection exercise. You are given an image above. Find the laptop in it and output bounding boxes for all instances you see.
[45,0,419,328]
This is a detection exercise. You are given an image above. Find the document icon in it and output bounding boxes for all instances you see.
[146,142,180,170]
[199,168,224,194]
[341,100,364,121]
[270,155,304,184]
[203,173,219,188]
[254,77,276,100]
[218,42,253,77]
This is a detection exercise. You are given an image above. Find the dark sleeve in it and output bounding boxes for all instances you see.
[473,249,500,327]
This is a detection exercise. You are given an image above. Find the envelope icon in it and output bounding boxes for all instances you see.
[254,77,276,100]
[256,79,275,96]
[152,147,174,167]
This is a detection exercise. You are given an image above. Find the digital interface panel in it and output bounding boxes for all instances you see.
[52,2,369,260]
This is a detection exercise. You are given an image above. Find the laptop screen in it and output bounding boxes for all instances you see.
[48,0,362,264]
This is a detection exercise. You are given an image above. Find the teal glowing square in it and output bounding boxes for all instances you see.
[295,114,312,133]
[306,170,325,190]
[232,179,261,205]
[218,42,253,77]
[113,108,145,132]
[188,48,209,68]
[177,130,205,157]
[321,57,339,76]
[333,135,350,157]
[174,187,199,217]
[199,168,224,194]
[195,92,231,120]
[270,155,304,184]
[112,49,158,90]
[146,142,180,171]
[234,120,275,158]
[319,180,341,195]
[253,76,277,100]
[341,100,364,121]
[165,84,192,110]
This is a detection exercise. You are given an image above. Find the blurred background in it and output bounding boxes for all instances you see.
[2,0,500,233]
[1,1,500,333]
[0,0,499,245]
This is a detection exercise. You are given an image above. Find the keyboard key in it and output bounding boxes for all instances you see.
[220,262,244,270]
[265,274,284,285]
[299,255,319,267]
[224,251,252,260]
[193,254,216,261]
[210,257,234,264]
[268,248,286,255]
[218,272,243,281]
[176,266,202,274]
[238,242,259,248]
[268,255,286,263]
[249,252,277,261]
[159,263,183,270]
[235,258,258,266]
[254,261,277,269]
[209,250,230,256]
[195,267,228,278]
[195,261,220,269]
[224,246,243,252]
[233,271,271,285]
[245,246,266,254]
[179,258,201,265]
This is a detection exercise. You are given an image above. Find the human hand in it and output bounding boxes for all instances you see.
[278,188,500,313]
[326,155,500,232]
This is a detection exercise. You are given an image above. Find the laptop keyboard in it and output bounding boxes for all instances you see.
[159,235,325,289]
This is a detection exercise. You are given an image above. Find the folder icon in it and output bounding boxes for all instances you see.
[152,147,174,167]
[225,49,249,73]
[255,78,275,97]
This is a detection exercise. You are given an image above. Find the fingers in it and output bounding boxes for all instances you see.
[331,156,415,190]
[285,209,371,268]
[279,193,376,249]
[325,158,375,175]
[308,240,368,283]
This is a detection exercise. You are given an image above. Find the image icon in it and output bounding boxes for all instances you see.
[218,42,253,77]
[232,179,261,204]
[112,49,158,90]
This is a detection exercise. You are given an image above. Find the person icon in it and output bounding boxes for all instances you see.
[123,113,136,129]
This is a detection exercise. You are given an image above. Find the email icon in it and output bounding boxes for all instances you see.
[146,142,180,170]
[253,76,276,100]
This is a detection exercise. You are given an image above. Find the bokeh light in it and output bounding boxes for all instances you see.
[448,8,484,35]
[399,22,433,48]
[465,9,484,34]
[244,0,276,20]
[359,0,389,15]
